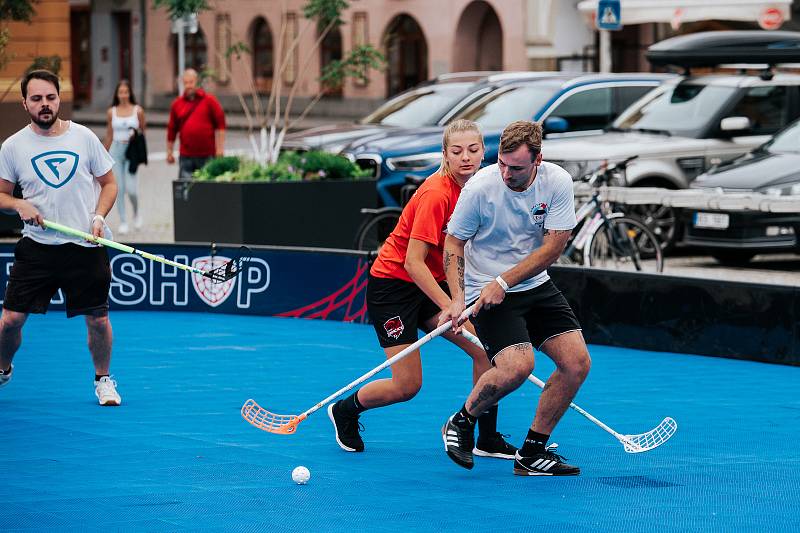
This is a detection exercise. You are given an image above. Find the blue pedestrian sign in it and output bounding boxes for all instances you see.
[597,0,622,31]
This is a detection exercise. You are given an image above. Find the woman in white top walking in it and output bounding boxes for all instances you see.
[104,79,145,234]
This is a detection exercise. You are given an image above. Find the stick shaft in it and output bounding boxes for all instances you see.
[299,305,475,419]
[459,329,633,446]
[43,219,209,277]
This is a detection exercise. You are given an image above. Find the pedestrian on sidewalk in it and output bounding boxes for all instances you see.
[166,69,226,180]
[104,79,145,234]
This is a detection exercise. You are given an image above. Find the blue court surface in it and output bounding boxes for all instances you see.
[3,311,800,532]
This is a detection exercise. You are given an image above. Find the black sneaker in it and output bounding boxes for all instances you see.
[442,414,475,470]
[327,401,364,452]
[513,446,580,476]
[474,432,517,460]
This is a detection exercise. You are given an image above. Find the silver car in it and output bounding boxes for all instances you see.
[545,73,800,247]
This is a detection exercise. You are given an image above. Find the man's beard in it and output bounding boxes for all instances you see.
[31,108,58,129]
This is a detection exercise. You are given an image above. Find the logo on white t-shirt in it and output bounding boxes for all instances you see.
[530,202,548,227]
[31,150,80,188]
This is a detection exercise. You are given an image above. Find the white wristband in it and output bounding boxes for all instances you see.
[92,214,106,226]
[495,275,509,292]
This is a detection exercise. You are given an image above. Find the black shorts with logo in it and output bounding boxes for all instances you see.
[472,279,581,362]
[367,274,446,348]
[3,237,111,318]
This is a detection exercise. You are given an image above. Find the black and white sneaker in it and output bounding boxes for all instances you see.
[327,401,364,452]
[513,445,580,476]
[442,415,475,470]
[474,432,517,459]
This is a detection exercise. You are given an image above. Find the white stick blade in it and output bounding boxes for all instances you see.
[622,417,678,453]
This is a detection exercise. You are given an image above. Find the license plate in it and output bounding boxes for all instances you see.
[694,212,729,229]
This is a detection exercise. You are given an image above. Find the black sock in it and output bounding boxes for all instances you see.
[337,391,367,416]
[95,374,109,382]
[477,404,498,440]
[452,404,477,427]
[520,430,549,456]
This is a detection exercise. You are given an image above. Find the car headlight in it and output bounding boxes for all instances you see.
[551,160,607,180]
[764,183,800,196]
[385,152,442,172]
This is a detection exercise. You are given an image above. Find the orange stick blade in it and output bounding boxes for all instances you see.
[241,399,305,435]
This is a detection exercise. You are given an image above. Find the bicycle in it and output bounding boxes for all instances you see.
[353,174,425,251]
[560,156,664,273]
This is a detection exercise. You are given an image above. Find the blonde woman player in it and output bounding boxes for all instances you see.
[328,120,516,460]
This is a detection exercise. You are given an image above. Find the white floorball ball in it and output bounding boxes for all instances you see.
[292,466,311,485]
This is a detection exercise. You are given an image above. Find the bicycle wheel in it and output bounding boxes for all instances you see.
[585,215,664,272]
[355,211,401,252]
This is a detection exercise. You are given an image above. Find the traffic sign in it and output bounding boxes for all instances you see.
[597,0,622,31]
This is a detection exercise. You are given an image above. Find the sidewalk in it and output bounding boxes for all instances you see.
[72,108,351,132]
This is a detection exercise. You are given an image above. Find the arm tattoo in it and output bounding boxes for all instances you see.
[444,250,452,272]
[543,228,571,237]
[457,256,465,291]
[468,384,499,412]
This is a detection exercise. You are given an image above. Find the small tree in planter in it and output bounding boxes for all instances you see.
[218,0,385,165]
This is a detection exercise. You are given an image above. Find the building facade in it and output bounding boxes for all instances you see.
[0,0,72,139]
[141,0,594,113]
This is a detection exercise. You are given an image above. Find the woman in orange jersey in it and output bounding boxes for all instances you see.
[327,119,516,459]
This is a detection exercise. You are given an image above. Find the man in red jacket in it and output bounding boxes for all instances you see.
[166,69,226,180]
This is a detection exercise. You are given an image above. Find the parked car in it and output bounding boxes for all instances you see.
[544,30,800,248]
[683,117,800,264]
[281,71,555,156]
[344,72,672,205]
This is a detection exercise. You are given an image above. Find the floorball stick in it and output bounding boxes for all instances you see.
[43,219,250,283]
[459,329,677,453]
[242,305,477,435]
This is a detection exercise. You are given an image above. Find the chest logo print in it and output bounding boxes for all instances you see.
[531,202,547,227]
[31,150,80,188]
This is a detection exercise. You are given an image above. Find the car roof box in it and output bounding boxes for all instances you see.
[646,31,800,69]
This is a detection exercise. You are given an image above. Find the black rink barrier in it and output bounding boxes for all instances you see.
[549,266,799,366]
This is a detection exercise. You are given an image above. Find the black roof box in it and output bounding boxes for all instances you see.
[646,30,800,69]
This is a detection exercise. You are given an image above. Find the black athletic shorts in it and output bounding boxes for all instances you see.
[367,274,446,348]
[472,279,581,362]
[3,237,111,318]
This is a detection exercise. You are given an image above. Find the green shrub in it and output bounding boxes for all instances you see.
[192,151,372,182]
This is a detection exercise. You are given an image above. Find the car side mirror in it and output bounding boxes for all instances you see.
[719,116,751,132]
[543,116,569,134]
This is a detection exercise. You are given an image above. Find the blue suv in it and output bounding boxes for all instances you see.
[343,73,673,205]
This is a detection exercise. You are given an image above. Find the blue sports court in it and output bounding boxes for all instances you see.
[2,310,799,531]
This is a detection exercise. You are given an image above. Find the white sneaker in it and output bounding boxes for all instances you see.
[134,215,143,230]
[95,376,121,406]
[118,223,129,234]
[0,364,12,388]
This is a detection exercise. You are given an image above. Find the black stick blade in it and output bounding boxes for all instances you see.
[204,246,252,283]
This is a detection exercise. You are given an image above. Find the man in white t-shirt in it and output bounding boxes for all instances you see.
[440,120,591,475]
[0,70,122,406]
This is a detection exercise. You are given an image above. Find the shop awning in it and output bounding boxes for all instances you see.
[577,0,792,29]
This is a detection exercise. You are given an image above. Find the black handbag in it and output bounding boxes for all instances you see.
[125,128,148,174]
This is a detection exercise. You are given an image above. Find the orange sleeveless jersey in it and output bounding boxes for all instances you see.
[370,172,463,283]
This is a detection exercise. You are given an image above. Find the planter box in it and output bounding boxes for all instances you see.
[173,179,378,249]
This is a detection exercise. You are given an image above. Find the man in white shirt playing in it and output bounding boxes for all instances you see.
[0,70,122,406]
[440,120,591,475]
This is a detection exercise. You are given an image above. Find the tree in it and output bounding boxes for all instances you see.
[152,0,208,19]
[219,0,386,165]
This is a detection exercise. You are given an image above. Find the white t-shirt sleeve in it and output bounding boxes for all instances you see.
[447,184,481,241]
[88,130,115,177]
[544,168,577,230]
[0,142,17,185]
